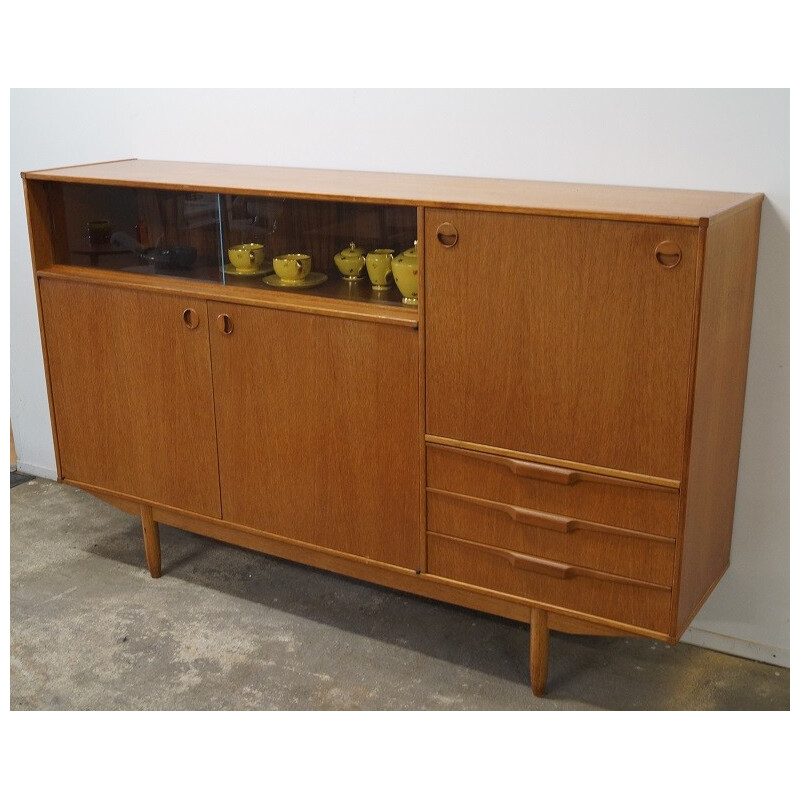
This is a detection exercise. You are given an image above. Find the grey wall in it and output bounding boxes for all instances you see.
[9,89,789,666]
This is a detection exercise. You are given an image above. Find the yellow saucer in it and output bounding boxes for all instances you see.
[223,263,272,278]
[263,271,328,289]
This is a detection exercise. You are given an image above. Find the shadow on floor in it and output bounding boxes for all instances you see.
[11,471,35,489]
[84,515,789,710]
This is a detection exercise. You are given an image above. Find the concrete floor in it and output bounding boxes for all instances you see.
[10,478,789,711]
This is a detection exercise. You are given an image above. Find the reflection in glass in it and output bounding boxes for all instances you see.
[45,182,417,307]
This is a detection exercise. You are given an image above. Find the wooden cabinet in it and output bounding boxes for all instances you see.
[23,160,763,697]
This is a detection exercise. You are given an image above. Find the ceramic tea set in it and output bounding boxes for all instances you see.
[333,241,419,305]
[265,253,327,288]
[226,243,270,275]
[224,240,418,305]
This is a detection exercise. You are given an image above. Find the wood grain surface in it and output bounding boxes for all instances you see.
[427,532,672,633]
[39,279,222,517]
[416,206,428,570]
[208,301,419,569]
[425,209,699,480]
[427,488,675,586]
[24,179,65,475]
[530,607,549,696]
[675,203,763,635]
[426,443,680,537]
[140,505,162,578]
[24,159,761,225]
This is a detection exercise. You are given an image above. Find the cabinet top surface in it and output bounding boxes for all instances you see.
[24,158,762,225]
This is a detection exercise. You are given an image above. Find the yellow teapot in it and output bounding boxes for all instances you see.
[334,241,366,281]
[391,241,419,305]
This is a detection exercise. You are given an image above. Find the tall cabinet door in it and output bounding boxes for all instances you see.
[208,302,419,570]
[39,280,221,517]
[425,209,700,480]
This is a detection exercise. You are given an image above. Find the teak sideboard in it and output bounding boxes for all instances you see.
[22,159,763,696]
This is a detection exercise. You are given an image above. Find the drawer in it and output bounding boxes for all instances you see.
[427,489,675,587]
[427,444,679,538]
[428,532,672,634]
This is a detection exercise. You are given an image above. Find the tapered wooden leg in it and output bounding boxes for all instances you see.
[530,607,549,696]
[140,505,161,578]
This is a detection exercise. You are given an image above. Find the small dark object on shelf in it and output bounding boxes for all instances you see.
[139,246,197,270]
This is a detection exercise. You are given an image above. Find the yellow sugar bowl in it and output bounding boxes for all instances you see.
[391,241,419,305]
[366,249,394,291]
[273,253,312,283]
[228,243,265,272]
[334,242,366,281]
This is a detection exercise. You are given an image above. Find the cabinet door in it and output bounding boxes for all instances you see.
[425,209,699,480]
[208,303,419,570]
[39,280,221,516]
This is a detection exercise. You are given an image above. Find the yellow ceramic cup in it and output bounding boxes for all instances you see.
[229,243,265,272]
[391,258,419,305]
[273,253,312,283]
[366,249,394,290]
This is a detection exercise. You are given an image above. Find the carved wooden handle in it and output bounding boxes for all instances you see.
[507,505,576,533]
[505,458,581,485]
[216,313,233,335]
[436,222,458,248]
[505,552,576,579]
[182,308,199,330]
[502,548,669,590]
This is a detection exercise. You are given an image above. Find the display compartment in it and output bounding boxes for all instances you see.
[43,181,418,307]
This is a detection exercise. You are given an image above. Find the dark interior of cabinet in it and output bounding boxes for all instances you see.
[45,182,417,305]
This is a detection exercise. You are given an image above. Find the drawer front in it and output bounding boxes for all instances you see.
[427,444,679,538]
[427,489,675,586]
[428,533,672,634]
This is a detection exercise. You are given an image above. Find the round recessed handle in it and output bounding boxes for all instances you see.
[436,222,458,248]
[216,313,233,335]
[655,241,682,269]
[182,308,199,330]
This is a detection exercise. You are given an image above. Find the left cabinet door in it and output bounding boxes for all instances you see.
[39,280,222,518]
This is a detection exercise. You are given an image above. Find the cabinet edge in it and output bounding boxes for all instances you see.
[673,202,762,635]
[36,266,419,329]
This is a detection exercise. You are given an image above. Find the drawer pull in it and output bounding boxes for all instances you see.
[508,505,575,533]
[427,487,674,543]
[428,486,576,532]
[502,550,669,589]
[506,552,576,580]
[506,458,581,485]
[493,543,669,589]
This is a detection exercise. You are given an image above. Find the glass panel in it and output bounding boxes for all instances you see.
[220,195,417,304]
[50,182,225,281]
[45,182,418,306]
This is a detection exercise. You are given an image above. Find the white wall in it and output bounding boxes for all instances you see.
[9,89,789,666]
